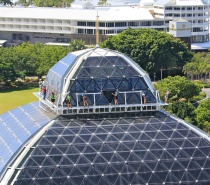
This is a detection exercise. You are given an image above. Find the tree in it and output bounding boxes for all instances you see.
[98,0,107,5]
[154,76,201,101]
[195,99,210,132]
[0,42,68,82]
[183,52,210,81]
[15,0,73,7]
[0,48,16,82]
[68,39,86,52]
[171,101,195,123]
[100,28,192,76]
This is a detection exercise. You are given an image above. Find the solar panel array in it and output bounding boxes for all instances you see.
[0,102,51,174]
[14,112,210,185]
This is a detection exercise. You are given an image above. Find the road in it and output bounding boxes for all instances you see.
[202,88,210,97]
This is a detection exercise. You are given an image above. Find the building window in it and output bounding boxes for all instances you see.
[116,29,124,33]
[198,13,203,17]
[174,14,180,17]
[165,14,172,17]
[78,29,84,34]
[13,34,22,40]
[106,22,114,27]
[165,7,172,10]
[187,14,192,17]
[140,21,151,26]
[115,22,126,27]
[174,7,180,10]
[87,22,95,27]
[55,38,70,43]
[181,7,185,10]
[192,35,203,43]
[78,21,86,26]
[106,30,115,34]
[198,7,203,10]
[153,21,164,26]
[128,22,139,27]
[99,22,105,27]
[187,7,192,10]
[193,27,203,32]
[87,29,93,34]
[25,36,29,41]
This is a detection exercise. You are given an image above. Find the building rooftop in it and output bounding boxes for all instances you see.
[0,6,154,21]
[154,0,207,6]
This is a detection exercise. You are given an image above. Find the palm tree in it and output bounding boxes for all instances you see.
[183,62,196,80]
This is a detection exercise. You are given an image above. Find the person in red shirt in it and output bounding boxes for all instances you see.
[42,86,47,100]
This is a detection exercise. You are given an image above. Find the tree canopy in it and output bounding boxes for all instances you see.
[0,40,87,82]
[183,52,210,81]
[154,76,201,101]
[171,101,195,123]
[0,42,68,81]
[195,99,210,132]
[100,28,193,76]
[9,0,73,7]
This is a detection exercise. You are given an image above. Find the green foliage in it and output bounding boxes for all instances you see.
[98,0,107,5]
[0,48,16,82]
[183,52,210,81]
[0,42,68,82]
[171,101,195,123]
[155,76,201,101]
[195,99,210,132]
[192,91,206,102]
[14,0,73,7]
[100,28,192,75]
[68,39,86,52]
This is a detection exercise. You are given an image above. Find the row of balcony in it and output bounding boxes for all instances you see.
[0,18,70,24]
[162,9,209,13]
[0,21,71,27]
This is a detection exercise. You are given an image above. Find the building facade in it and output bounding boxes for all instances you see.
[154,0,209,43]
[0,0,208,47]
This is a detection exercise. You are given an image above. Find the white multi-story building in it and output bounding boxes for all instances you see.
[0,0,208,50]
[154,0,209,44]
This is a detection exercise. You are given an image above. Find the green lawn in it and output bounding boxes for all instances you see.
[0,87,39,115]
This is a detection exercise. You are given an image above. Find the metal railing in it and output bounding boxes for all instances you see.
[35,90,167,115]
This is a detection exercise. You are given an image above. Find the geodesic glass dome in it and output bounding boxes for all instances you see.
[1,47,210,185]
[44,47,157,107]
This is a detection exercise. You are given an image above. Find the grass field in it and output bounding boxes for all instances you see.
[0,87,39,115]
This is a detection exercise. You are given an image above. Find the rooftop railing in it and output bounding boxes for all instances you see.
[34,90,167,115]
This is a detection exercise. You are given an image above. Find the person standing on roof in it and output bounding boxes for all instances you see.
[164,88,170,103]
[50,92,56,108]
[42,85,47,100]
[112,89,119,105]
[142,92,146,104]
[66,94,72,108]
[82,94,88,107]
